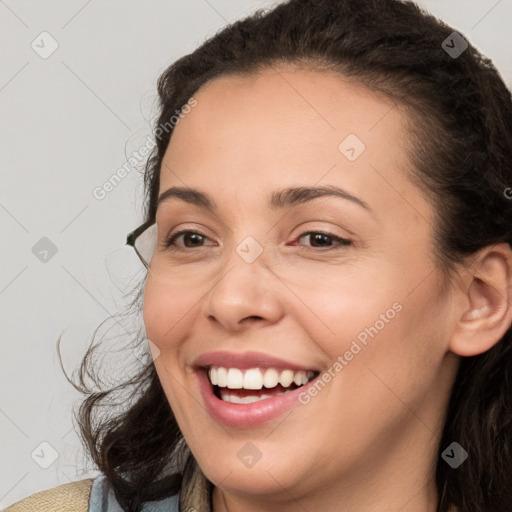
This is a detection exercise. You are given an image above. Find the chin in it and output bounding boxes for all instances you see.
[199,449,310,497]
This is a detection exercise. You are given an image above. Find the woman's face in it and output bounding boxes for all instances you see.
[143,66,460,508]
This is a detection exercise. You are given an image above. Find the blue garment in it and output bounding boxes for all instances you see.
[88,474,180,512]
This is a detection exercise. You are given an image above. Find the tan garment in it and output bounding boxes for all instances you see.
[2,461,212,512]
[4,478,94,512]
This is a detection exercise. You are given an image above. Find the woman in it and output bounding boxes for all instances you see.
[6,0,512,511]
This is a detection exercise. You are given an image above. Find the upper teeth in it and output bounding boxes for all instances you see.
[208,367,315,390]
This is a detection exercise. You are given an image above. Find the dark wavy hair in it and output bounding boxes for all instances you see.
[60,1,512,511]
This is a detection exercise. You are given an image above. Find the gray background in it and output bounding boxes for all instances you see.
[1,0,511,508]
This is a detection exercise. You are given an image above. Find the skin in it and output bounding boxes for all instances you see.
[142,64,512,512]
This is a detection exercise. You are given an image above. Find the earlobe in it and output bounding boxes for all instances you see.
[449,243,512,357]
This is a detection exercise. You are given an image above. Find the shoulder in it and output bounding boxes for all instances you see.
[4,474,181,512]
[88,474,180,511]
[3,478,94,512]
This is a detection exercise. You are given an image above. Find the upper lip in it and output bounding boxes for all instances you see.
[193,350,319,372]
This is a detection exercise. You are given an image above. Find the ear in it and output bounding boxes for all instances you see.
[449,243,512,357]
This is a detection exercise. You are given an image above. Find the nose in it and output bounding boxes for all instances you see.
[203,243,285,332]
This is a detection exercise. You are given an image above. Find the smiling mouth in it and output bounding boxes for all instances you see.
[206,366,320,404]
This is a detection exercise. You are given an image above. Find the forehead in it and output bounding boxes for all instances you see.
[158,64,432,226]
[166,65,402,163]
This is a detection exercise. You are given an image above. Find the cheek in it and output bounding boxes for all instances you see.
[296,259,447,397]
[345,277,451,417]
[142,278,198,353]
[142,280,199,416]
[285,263,401,356]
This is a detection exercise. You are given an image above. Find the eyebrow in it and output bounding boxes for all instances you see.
[157,185,372,213]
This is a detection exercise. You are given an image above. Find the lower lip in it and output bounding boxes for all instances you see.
[196,369,318,428]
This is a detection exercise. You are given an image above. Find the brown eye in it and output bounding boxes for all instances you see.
[165,230,216,249]
[296,231,352,250]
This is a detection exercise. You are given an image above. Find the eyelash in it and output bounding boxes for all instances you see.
[164,229,352,251]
